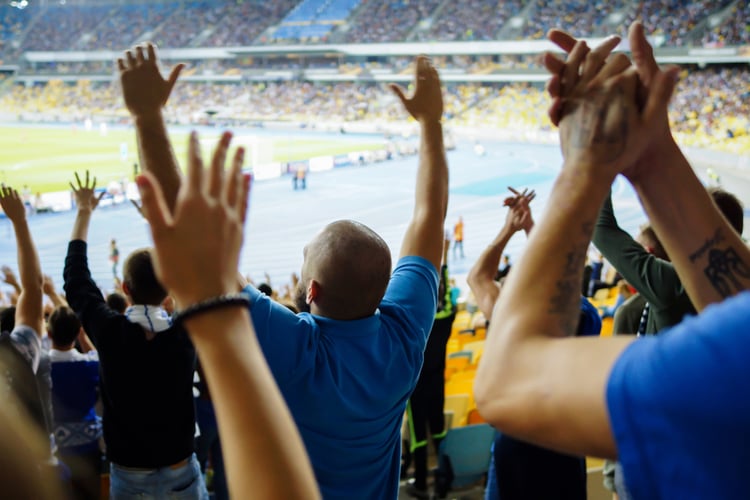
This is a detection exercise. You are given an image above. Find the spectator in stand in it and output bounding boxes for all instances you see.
[468,187,596,500]
[405,238,455,499]
[134,130,320,498]
[47,305,102,500]
[119,43,448,499]
[63,171,206,499]
[0,185,59,492]
[476,21,750,498]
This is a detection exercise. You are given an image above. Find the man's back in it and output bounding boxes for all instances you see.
[64,240,196,468]
[246,256,438,499]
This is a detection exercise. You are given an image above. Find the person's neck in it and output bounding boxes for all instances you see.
[53,344,75,352]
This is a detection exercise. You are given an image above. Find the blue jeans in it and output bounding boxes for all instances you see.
[110,453,208,500]
[195,398,227,500]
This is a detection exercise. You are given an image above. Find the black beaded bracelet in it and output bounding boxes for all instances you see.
[172,293,250,326]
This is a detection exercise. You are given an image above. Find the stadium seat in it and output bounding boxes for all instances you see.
[443,394,470,429]
[433,423,495,498]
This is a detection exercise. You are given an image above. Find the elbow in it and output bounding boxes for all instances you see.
[473,364,510,428]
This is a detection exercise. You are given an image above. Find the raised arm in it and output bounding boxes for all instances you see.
[545,23,749,311]
[618,24,750,308]
[474,41,676,458]
[0,186,43,337]
[42,275,67,308]
[467,189,534,319]
[592,191,683,309]
[69,171,104,243]
[136,131,319,499]
[118,43,184,211]
[391,57,448,271]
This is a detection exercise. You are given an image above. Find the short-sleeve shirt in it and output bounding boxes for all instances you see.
[245,256,438,500]
[607,291,750,499]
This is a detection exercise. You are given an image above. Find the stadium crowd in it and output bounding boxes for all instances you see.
[3,62,748,154]
[1,0,749,55]
[0,1,749,499]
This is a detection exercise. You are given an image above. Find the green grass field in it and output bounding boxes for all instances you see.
[0,126,385,193]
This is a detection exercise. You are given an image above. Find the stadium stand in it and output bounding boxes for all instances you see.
[22,4,112,51]
[268,0,361,43]
[203,0,298,47]
[76,2,181,50]
[342,0,442,43]
[410,0,525,42]
[701,0,750,46]
[0,0,748,52]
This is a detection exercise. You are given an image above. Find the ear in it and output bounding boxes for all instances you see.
[121,281,131,298]
[306,280,321,305]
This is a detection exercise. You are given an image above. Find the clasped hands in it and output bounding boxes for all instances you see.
[543,22,681,183]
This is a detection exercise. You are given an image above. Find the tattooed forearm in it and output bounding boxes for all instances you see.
[689,228,725,262]
[548,222,593,336]
[704,246,750,297]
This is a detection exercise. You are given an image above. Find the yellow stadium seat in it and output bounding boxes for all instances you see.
[444,394,470,428]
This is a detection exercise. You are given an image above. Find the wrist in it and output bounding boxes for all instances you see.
[172,292,250,326]
[560,159,617,187]
[419,118,443,129]
[134,110,165,125]
[625,139,683,186]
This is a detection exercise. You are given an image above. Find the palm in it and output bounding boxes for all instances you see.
[0,187,26,223]
[70,171,102,212]
[118,44,183,117]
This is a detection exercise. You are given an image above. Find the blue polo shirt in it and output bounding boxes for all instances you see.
[607,291,750,499]
[245,256,438,499]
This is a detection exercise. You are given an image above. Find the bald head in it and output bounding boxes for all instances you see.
[298,220,391,320]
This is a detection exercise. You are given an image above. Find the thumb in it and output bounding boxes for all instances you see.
[165,63,185,100]
[642,66,679,126]
[389,83,408,107]
[135,172,171,235]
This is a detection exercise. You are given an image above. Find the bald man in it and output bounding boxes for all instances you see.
[118,47,448,500]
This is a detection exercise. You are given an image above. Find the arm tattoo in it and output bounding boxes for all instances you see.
[704,247,750,297]
[548,222,593,336]
[689,228,725,262]
[688,228,750,297]
[571,88,628,162]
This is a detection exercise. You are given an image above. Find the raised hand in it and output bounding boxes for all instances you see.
[136,131,250,307]
[390,56,443,123]
[118,43,184,118]
[544,23,680,181]
[504,187,535,234]
[0,185,27,224]
[69,171,105,213]
[1,265,19,289]
[42,274,55,296]
[543,34,622,126]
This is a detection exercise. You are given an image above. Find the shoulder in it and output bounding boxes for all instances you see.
[7,325,42,372]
